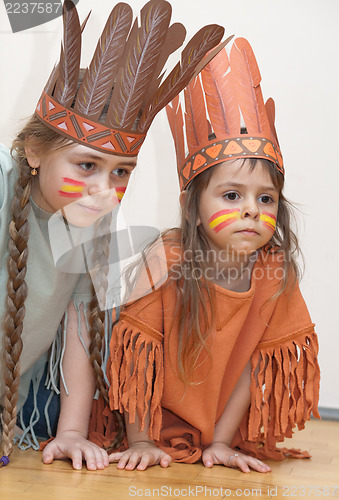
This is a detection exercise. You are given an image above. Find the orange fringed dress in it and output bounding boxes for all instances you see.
[90,240,320,462]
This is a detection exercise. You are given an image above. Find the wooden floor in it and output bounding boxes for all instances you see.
[2,420,339,499]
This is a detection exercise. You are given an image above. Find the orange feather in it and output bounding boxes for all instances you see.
[201,47,240,138]
[230,37,268,135]
[184,77,208,153]
[265,98,280,147]
[139,24,224,133]
[166,95,185,169]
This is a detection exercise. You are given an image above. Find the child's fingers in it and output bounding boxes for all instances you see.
[83,446,106,471]
[246,457,271,473]
[42,443,63,463]
[92,446,108,469]
[42,448,54,464]
[225,453,249,472]
[117,451,135,470]
[125,451,143,471]
[136,453,152,470]
[108,451,124,463]
[201,451,214,468]
[233,456,251,473]
[70,449,84,470]
[101,449,110,468]
[159,453,172,468]
[227,454,270,474]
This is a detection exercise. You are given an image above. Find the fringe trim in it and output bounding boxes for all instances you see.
[45,299,112,397]
[109,316,163,440]
[16,298,110,451]
[88,396,127,450]
[235,327,320,460]
[16,358,53,451]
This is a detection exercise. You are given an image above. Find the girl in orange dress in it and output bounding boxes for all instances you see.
[106,39,320,472]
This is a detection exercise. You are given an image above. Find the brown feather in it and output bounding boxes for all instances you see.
[201,47,240,138]
[54,0,81,107]
[107,0,172,130]
[189,35,234,81]
[80,10,91,33]
[265,98,280,146]
[230,37,268,135]
[166,95,185,169]
[184,77,208,153]
[138,24,224,133]
[74,3,132,119]
[44,8,90,98]
[44,64,59,96]
[142,23,186,105]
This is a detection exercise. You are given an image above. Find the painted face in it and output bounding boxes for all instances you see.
[27,143,136,227]
[198,159,279,256]
[208,209,240,233]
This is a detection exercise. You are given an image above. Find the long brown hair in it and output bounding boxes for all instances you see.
[1,114,123,461]
[174,158,301,383]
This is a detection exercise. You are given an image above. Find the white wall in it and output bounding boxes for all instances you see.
[1,0,338,409]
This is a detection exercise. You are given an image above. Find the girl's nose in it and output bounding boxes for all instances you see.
[87,175,111,196]
[241,200,260,220]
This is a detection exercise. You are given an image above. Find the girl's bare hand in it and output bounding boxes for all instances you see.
[42,430,109,471]
[202,442,271,473]
[108,441,172,471]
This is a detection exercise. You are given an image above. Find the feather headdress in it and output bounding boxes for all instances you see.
[166,37,284,190]
[35,0,224,157]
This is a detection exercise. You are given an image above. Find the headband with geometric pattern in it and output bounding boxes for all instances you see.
[35,0,224,157]
[166,38,284,190]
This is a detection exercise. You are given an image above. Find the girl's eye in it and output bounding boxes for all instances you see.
[224,192,239,201]
[78,162,95,172]
[259,195,273,204]
[112,168,128,178]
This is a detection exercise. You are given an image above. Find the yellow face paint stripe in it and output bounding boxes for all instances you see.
[209,212,240,229]
[113,187,126,202]
[208,209,240,233]
[61,185,84,193]
[260,212,277,231]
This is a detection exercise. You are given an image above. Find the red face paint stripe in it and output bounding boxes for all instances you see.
[262,211,276,220]
[62,177,86,187]
[58,191,83,198]
[260,211,277,232]
[112,186,126,203]
[208,208,240,224]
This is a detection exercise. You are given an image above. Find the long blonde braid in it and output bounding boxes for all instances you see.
[1,159,32,462]
[88,213,124,448]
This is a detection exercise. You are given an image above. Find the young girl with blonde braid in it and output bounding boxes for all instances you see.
[0,0,224,469]
[107,39,320,472]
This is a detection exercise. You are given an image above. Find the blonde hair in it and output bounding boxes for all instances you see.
[1,114,123,460]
